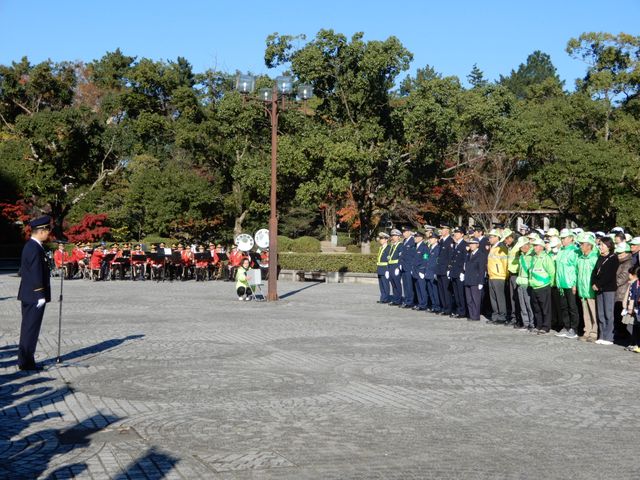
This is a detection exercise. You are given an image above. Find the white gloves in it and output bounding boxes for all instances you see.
[459,273,465,281]
[419,272,425,279]
[446,270,450,278]
[621,309,628,316]
[36,298,46,309]
[478,284,483,290]
[394,268,400,276]
[385,271,389,279]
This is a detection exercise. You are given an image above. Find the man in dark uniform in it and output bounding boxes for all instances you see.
[375,232,391,303]
[412,230,429,310]
[17,216,52,371]
[399,226,416,308]
[449,227,468,318]
[463,238,487,321]
[436,225,454,315]
[387,229,403,305]
[425,232,441,312]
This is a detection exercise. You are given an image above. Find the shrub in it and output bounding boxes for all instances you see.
[290,236,321,253]
[346,244,361,253]
[142,235,178,246]
[278,235,294,252]
[337,232,355,247]
[279,253,376,273]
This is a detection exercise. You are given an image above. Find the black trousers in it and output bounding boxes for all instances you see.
[531,286,552,331]
[558,288,579,331]
[18,302,46,368]
[451,277,466,316]
[237,286,252,296]
[437,275,452,314]
[465,285,482,320]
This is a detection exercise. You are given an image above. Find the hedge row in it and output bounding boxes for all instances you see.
[279,253,377,273]
[278,236,321,253]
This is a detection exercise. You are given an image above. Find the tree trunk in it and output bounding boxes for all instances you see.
[233,210,248,238]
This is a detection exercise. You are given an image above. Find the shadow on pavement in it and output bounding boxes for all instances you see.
[279,281,324,300]
[112,447,180,480]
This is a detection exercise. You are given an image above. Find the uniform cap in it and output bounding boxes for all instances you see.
[625,233,632,242]
[527,232,540,240]
[559,228,574,238]
[519,224,530,231]
[577,233,596,246]
[500,228,514,241]
[414,229,425,238]
[572,228,584,235]
[630,237,640,246]
[401,226,413,232]
[424,225,436,230]
[390,228,402,236]
[615,243,631,254]
[439,224,451,230]
[452,227,465,234]
[492,222,504,229]
[549,237,561,249]
[611,226,624,234]
[546,228,559,237]
[514,236,530,250]
[377,232,390,239]
[468,237,479,244]
[531,238,545,247]
[488,229,501,237]
[28,215,51,229]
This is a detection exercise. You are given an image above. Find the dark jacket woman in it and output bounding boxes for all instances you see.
[592,253,619,292]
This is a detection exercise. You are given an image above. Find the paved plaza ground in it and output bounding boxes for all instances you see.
[0,273,639,479]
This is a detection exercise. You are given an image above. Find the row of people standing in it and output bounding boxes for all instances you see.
[376,225,640,350]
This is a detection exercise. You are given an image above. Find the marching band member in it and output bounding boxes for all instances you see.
[53,242,72,279]
[180,243,193,280]
[227,245,243,282]
[131,244,147,280]
[90,245,105,280]
[195,245,209,281]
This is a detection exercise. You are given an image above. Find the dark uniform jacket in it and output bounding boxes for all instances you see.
[387,242,401,273]
[412,241,429,278]
[436,235,454,276]
[463,249,487,286]
[376,243,390,275]
[425,243,441,279]
[17,239,51,303]
[449,239,468,278]
[398,236,416,273]
[478,236,490,254]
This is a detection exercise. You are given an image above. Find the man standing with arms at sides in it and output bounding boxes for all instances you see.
[17,216,52,371]
[375,232,391,304]
[487,229,509,324]
[529,238,556,334]
[463,238,486,321]
[436,225,454,315]
[449,227,468,318]
[555,229,580,339]
[412,230,429,311]
[387,229,403,306]
[630,237,640,268]
[398,226,416,308]
[425,232,441,313]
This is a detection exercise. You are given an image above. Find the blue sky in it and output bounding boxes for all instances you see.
[1,0,638,88]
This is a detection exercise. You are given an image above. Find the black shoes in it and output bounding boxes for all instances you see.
[18,364,44,371]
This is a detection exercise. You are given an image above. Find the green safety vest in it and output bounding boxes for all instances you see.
[529,253,555,289]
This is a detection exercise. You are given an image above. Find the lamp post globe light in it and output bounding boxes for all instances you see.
[235,74,313,301]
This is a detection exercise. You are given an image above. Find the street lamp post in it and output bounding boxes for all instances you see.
[236,74,313,301]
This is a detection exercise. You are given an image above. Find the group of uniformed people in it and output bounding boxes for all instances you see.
[376,223,640,352]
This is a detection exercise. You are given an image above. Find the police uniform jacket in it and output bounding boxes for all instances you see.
[17,239,51,303]
[376,243,390,276]
[449,239,468,278]
[435,235,454,276]
[425,243,441,279]
[463,249,487,286]
[412,241,429,278]
[386,241,402,273]
[478,236,490,253]
[398,236,416,272]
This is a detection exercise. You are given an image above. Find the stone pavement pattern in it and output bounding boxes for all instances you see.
[0,274,639,479]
